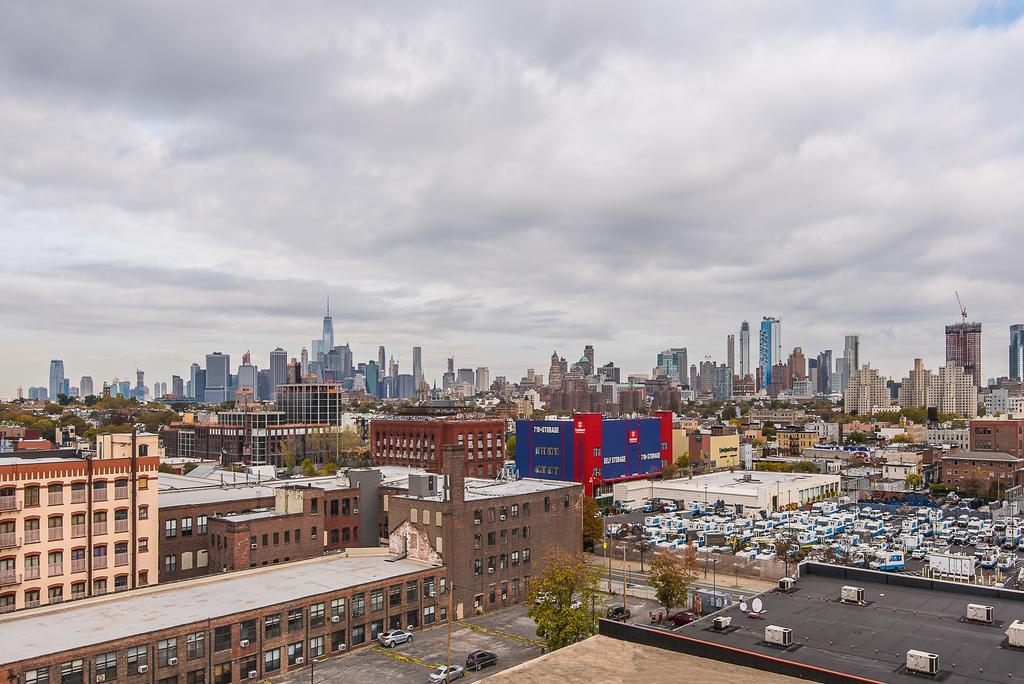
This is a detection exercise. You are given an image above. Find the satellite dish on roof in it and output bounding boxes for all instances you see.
[752,598,763,613]
[739,601,748,612]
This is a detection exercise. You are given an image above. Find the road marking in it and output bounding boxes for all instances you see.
[457,621,547,648]
[369,645,442,670]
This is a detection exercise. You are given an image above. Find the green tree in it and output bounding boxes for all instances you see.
[846,431,869,444]
[906,473,923,489]
[582,497,603,552]
[526,550,602,650]
[300,458,317,477]
[182,462,199,474]
[158,462,175,474]
[792,460,819,473]
[649,548,695,613]
[281,438,298,473]
[506,435,516,460]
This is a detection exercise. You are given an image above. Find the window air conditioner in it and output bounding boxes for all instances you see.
[251,543,257,549]
[488,568,494,573]
[247,672,258,679]
[240,639,250,647]
[331,615,340,623]
[168,658,178,666]
[500,515,506,520]
[137,666,149,674]
[295,657,304,665]
[96,675,106,683]
[337,644,346,652]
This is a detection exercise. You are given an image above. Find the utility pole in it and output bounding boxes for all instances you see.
[623,546,628,613]
[445,584,453,681]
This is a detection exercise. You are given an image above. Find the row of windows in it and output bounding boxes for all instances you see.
[164,516,208,539]
[473,577,526,609]
[472,503,529,525]
[22,581,443,684]
[473,549,530,574]
[1,573,146,611]
[472,526,529,548]
[0,479,148,506]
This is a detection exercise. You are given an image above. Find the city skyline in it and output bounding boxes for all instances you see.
[2,4,1024,394]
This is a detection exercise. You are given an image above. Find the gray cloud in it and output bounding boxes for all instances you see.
[1,1,1023,393]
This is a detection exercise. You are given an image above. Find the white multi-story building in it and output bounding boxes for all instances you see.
[985,389,1024,416]
[926,426,970,449]
[843,365,890,414]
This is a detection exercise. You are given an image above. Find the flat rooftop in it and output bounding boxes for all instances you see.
[400,476,578,502]
[0,554,437,666]
[678,566,1024,683]
[158,483,277,508]
[485,634,801,683]
[942,451,1019,462]
[216,509,284,522]
[625,470,838,496]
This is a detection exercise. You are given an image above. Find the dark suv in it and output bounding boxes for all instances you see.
[606,606,631,621]
[465,650,497,671]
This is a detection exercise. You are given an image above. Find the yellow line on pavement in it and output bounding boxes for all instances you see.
[370,645,442,670]
[457,621,547,649]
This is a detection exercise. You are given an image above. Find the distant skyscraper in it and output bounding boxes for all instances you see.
[816,350,833,394]
[583,345,595,376]
[204,352,230,403]
[689,364,698,390]
[365,361,381,398]
[79,376,94,397]
[322,295,334,354]
[656,348,687,384]
[739,321,751,378]
[171,375,184,397]
[412,346,423,388]
[946,321,983,388]
[237,352,257,398]
[759,317,780,387]
[843,334,860,373]
[269,348,288,399]
[726,335,736,375]
[48,360,65,401]
[475,367,490,393]
[1010,324,1024,381]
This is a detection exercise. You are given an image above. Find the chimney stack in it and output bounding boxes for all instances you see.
[442,444,465,505]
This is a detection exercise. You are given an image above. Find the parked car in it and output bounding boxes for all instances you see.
[465,650,498,671]
[668,610,697,626]
[428,665,464,683]
[378,629,413,647]
[606,606,631,621]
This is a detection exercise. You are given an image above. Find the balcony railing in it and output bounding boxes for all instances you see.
[93,556,108,570]
[47,563,63,577]
[24,566,40,580]
[47,528,63,542]
[0,570,19,586]
[24,599,40,609]
[93,489,108,502]
[71,490,87,504]
[47,492,63,506]
[115,487,129,500]
[0,604,15,614]
[0,532,17,548]
[0,495,18,511]
[71,559,87,573]
[71,524,86,538]
[71,590,87,601]
[115,553,129,566]
[24,529,39,544]
[114,520,129,533]
[93,522,107,535]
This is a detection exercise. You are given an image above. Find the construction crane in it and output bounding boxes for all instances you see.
[955,291,968,323]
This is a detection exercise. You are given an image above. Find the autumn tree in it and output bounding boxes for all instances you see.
[649,548,695,613]
[526,550,602,650]
[581,497,604,552]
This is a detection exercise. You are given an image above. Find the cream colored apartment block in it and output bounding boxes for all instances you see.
[0,454,159,613]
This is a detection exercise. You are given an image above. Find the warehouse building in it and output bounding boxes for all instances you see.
[0,553,445,682]
[515,412,672,496]
[611,470,841,514]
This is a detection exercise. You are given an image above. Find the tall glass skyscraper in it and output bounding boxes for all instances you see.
[759,317,780,387]
[739,321,751,378]
[48,360,65,402]
[1010,324,1024,381]
[322,295,334,355]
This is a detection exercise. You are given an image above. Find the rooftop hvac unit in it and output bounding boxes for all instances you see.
[247,672,258,680]
[295,657,304,665]
[137,666,149,674]
[967,603,994,624]
[906,650,939,675]
[764,625,792,647]
[1006,620,1024,648]
[240,639,250,648]
[331,615,341,623]
[778,577,794,592]
[841,586,865,604]
[712,616,732,631]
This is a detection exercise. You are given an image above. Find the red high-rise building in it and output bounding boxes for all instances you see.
[946,322,983,388]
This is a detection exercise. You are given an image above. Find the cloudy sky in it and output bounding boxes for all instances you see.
[2,1,1024,396]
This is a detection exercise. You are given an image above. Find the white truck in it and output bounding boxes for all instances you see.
[927,552,976,580]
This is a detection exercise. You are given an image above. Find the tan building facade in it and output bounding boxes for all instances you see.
[95,432,163,460]
[0,454,159,613]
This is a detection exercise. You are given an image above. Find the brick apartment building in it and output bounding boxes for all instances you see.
[0,554,445,683]
[388,448,582,618]
[939,451,1023,496]
[159,473,378,583]
[969,418,1024,458]
[370,417,507,477]
[0,452,159,613]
